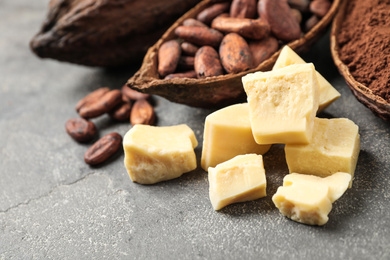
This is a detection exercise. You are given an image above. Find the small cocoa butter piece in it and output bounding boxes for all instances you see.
[230,0,257,18]
[249,36,279,67]
[211,17,270,40]
[75,87,110,112]
[195,46,224,78]
[122,85,150,102]
[219,33,252,74]
[182,18,207,27]
[175,26,223,48]
[258,0,301,42]
[130,99,155,125]
[79,89,122,119]
[165,70,197,79]
[310,0,331,18]
[197,2,230,24]
[181,42,199,56]
[158,40,181,77]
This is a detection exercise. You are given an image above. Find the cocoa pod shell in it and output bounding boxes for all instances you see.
[127,0,340,108]
[30,0,201,67]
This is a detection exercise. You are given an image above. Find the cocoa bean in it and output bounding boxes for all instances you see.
[196,2,230,24]
[287,0,310,12]
[164,70,198,79]
[175,26,223,48]
[194,46,224,78]
[181,42,199,56]
[178,56,195,71]
[290,8,303,24]
[305,15,320,32]
[258,0,301,42]
[310,0,331,18]
[248,36,279,67]
[158,40,181,77]
[130,99,155,125]
[211,17,270,40]
[122,85,150,102]
[230,0,257,18]
[219,33,252,73]
[75,87,110,112]
[182,18,207,27]
[109,102,132,122]
[65,118,97,143]
[84,133,122,165]
[79,89,122,119]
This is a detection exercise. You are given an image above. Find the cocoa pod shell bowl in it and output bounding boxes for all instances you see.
[30,0,200,67]
[128,0,341,108]
[331,0,390,121]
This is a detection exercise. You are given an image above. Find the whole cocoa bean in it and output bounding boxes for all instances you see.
[178,56,195,70]
[158,40,181,77]
[196,2,230,24]
[304,15,320,32]
[75,87,109,112]
[290,8,302,24]
[122,85,150,102]
[181,42,199,56]
[175,26,223,48]
[211,17,270,40]
[65,118,97,142]
[219,33,252,74]
[248,36,279,67]
[84,132,122,165]
[230,0,257,18]
[130,99,155,125]
[109,102,132,121]
[79,89,122,119]
[310,0,331,18]
[258,0,301,42]
[164,70,197,79]
[182,18,207,27]
[288,0,310,12]
[194,46,224,78]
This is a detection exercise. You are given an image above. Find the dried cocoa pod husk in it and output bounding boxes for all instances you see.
[30,0,201,67]
[128,0,341,108]
[211,17,270,40]
[219,33,252,74]
[331,0,390,121]
[165,70,198,79]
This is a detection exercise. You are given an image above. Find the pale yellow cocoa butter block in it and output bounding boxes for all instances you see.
[273,46,341,111]
[123,124,198,184]
[208,154,266,210]
[201,103,271,171]
[272,172,351,226]
[285,118,360,187]
[242,63,320,145]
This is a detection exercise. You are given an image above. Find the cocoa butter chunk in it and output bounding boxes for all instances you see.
[194,46,224,78]
[175,26,223,48]
[208,154,267,210]
[248,36,279,67]
[219,33,252,74]
[211,17,270,40]
[272,172,351,226]
[158,40,181,77]
[196,2,230,24]
[258,0,301,42]
[230,0,257,18]
[123,124,198,184]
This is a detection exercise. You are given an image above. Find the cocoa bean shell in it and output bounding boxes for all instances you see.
[127,0,340,108]
[30,0,200,67]
[331,0,390,121]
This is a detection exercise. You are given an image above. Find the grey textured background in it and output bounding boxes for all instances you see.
[1,0,390,259]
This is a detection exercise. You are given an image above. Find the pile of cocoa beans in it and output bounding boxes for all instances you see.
[158,0,332,79]
[65,86,155,165]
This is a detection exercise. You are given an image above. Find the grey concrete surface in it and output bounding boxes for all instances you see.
[1,0,390,259]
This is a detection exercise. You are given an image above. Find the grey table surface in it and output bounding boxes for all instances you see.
[1,1,390,259]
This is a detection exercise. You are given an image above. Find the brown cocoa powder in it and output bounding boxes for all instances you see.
[337,0,390,102]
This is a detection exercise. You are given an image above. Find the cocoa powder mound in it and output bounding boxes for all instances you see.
[337,0,390,102]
